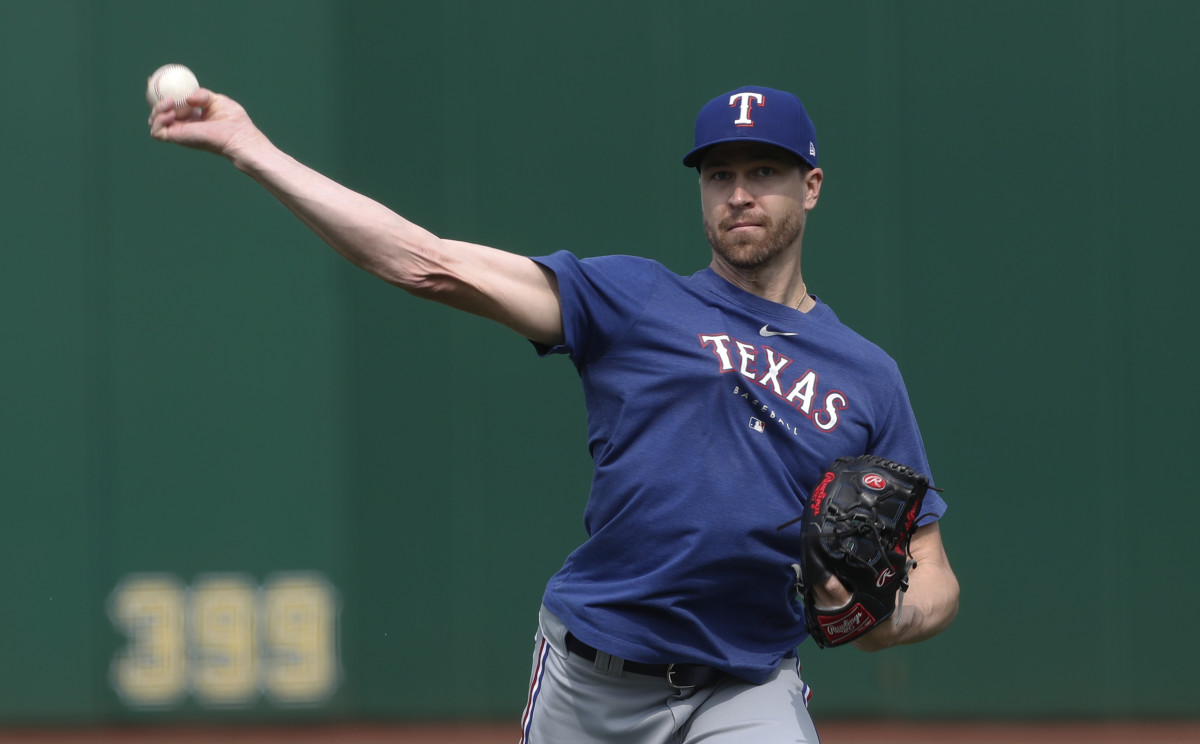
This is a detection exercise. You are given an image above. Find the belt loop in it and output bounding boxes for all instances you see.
[593,650,625,677]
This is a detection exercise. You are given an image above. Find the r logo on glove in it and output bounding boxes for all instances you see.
[779,455,933,648]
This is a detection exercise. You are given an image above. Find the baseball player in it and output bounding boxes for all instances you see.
[150,83,959,743]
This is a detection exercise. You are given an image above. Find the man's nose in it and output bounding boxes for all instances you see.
[729,181,754,207]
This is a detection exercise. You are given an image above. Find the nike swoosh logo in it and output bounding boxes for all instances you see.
[759,325,798,337]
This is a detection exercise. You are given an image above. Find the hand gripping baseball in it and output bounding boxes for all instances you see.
[779,455,934,648]
[148,88,268,161]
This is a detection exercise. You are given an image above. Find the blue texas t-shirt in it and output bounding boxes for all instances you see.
[532,251,946,684]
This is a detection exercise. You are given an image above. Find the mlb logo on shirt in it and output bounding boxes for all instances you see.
[749,417,766,433]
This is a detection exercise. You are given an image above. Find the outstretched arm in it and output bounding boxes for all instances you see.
[148,89,565,346]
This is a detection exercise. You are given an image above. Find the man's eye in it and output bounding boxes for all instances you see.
[756,166,776,177]
[711,171,732,181]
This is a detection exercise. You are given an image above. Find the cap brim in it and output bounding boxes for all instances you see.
[682,137,814,169]
[681,144,716,168]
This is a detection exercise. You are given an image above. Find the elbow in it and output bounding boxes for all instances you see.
[372,238,458,299]
[393,268,455,301]
[921,567,961,643]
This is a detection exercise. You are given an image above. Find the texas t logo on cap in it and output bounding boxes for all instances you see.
[730,91,765,127]
[683,85,818,170]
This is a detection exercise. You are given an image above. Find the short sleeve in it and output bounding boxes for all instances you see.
[530,251,661,365]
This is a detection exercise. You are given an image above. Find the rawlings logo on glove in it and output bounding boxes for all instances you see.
[779,455,934,648]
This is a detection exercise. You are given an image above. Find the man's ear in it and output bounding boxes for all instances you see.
[805,168,824,210]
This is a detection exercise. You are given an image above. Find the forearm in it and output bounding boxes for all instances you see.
[853,560,958,651]
[227,133,438,289]
[853,522,959,652]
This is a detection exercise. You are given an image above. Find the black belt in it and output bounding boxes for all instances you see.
[564,633,726,690]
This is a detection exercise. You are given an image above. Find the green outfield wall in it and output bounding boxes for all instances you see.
[2,0,1197,726]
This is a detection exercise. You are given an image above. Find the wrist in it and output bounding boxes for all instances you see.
[851,607,912,652]
[226,130,276,174]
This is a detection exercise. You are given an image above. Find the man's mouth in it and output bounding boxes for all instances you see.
[723,213,768,232]
[726,220,764,233]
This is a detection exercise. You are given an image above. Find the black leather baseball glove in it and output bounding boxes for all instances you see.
[780,455,933,648]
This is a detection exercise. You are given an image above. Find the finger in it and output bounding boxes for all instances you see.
[148,97,175,126]
[150,98,176,120]
[822,575,851,600]
[149,107,179,139]
[148,105,172,128]
[186,87,215,107]
[813,576,852,610]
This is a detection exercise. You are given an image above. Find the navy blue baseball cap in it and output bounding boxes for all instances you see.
[682,85,818,169]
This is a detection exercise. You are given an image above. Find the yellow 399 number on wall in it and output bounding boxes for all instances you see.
[108,573,340,708]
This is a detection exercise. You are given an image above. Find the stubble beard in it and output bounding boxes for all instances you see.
[705,209,805,270]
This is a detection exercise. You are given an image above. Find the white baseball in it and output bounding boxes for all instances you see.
[146,64,200,118]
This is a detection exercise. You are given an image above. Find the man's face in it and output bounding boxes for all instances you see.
[699,142,821,271]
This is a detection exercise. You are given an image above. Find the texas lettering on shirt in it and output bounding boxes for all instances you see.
[699,333,847,432]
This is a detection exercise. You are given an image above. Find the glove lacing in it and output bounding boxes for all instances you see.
[827,507,918,621]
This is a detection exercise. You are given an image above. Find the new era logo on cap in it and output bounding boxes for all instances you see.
[683,85,818,169]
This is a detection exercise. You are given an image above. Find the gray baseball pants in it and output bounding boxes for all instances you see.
[520,605,819,743]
